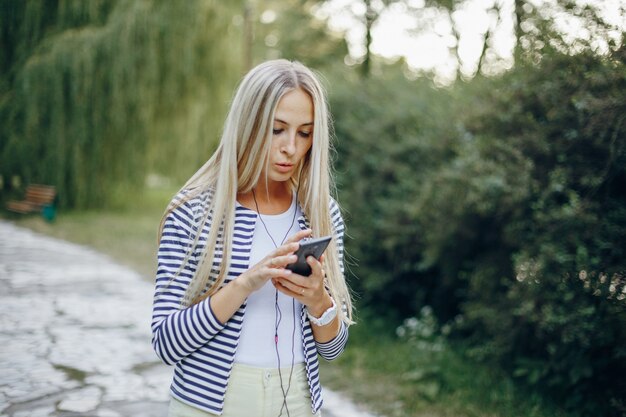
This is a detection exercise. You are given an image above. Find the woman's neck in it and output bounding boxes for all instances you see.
[238,182,293,215]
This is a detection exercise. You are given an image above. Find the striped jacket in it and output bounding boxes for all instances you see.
[151,190,349,415]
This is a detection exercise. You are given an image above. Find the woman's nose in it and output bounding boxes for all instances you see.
[281,132,297,155]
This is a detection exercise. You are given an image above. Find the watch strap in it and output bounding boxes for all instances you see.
[306,297,337,326]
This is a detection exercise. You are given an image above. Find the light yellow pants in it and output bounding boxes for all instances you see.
[168,363,321,417]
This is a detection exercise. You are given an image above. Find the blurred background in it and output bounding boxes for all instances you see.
[1,1,625,416]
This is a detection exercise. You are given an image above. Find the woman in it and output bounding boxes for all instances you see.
[152,59,354,417]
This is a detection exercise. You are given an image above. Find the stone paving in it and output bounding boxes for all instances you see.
[0,221,379,417]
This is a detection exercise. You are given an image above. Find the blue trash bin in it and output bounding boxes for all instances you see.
[42,204,56,222]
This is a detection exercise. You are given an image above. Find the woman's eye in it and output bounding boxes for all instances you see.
[273,128,284,135]
[299,131,312,138]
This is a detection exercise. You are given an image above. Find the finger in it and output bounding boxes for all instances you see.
[264,267,292,279]
[268,257,278,268]
[284,229,312,245]
[275,272,305,286]
[274,281,293,298]
[274,276,308,295]
[271,242,300,257]
[307,256,325,278]
[268,254,297,268]
[317,254,326,278]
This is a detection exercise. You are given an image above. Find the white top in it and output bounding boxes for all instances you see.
[234,194,306,367]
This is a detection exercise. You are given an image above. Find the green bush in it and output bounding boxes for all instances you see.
[330,47,626,415]
[456,48,626,415]
[331,63,463,324]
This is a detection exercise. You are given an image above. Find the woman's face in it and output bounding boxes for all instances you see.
[264,88,314,185]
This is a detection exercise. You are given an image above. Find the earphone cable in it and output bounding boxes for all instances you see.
[251,168,304,417]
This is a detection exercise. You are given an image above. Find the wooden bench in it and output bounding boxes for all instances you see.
[6,184,57,214]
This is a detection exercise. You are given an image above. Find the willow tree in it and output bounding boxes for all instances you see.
[1,0,244,208]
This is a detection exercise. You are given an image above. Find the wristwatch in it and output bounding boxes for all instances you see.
[307,297,337,326]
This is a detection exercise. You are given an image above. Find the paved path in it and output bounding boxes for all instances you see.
[0,221,378,417]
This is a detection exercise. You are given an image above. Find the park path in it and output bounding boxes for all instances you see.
[0,220,378,417]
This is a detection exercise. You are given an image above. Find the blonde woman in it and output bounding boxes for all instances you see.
[152,59,354,417]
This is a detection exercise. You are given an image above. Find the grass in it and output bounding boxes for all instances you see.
[2,186,175,280]
[2,187,568,417]
[319,327,568,417]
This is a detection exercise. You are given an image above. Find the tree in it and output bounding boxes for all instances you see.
[0,0,244,208]
[328,23,626,415]
[453,47,626,414]
[316,0,624,81]
[246,0,349,71]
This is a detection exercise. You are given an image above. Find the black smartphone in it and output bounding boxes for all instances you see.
[286,235,332,276]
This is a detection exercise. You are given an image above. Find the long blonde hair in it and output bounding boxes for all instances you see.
[160,59,353,324]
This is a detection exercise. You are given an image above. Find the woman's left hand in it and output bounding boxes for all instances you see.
[272,254,333,316]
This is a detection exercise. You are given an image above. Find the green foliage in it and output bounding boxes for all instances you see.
[0,0,243,208]
[455,49,626,415]
[251,0,349,70]
[330,46,626,415]
[331,63,462,322]
[323,310,568,417]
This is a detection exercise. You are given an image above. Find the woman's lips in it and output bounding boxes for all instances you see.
[275,163,294,173]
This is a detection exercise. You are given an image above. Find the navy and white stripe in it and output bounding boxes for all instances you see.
[151,190,349,415]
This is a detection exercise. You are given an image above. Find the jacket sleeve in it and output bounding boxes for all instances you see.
[315,198,349,360]
[316,320,349,360]
[151,202,225,366]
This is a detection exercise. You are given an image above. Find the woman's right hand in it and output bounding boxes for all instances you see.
[237,229,312,294]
